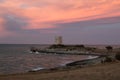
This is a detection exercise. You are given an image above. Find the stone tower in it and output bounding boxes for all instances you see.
[55,36,62,45]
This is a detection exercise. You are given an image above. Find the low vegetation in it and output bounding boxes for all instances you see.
[115,52,120,60]
[0,61,120,80]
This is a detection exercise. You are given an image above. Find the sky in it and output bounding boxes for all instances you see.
[0,0,120,44]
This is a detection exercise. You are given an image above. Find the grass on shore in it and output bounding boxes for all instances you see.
[0,61,120,80]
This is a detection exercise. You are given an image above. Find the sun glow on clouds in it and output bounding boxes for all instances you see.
[0,18,4,31]
[0,0,120,30]
[0,18,5,36]
[0,18,11,37]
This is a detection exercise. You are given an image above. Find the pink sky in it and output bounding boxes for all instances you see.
[0,0,120,44]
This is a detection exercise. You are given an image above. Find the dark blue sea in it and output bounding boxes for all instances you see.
[0,44,88,74]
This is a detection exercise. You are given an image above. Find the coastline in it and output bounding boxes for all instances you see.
[0,61,120,80]
[27,55,106,73]
[0,44,118,76]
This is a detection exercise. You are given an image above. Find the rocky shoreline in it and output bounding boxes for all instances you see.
[28,55,108,73]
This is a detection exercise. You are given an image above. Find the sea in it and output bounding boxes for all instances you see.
[0,44,89,74]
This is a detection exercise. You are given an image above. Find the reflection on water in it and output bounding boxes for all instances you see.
[0,53,88,74]
[0,44,89,74]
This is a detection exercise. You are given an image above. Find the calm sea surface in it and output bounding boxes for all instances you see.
[0,44,88,74]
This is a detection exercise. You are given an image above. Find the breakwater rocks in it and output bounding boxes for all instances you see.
[29,45,117,73]
[28,56,109,73]
[66,56,105,67]
[30,48,107,56]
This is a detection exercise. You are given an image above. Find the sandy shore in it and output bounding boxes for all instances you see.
[0,61,120,80]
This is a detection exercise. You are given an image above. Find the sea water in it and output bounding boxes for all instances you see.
[0,44,88,74]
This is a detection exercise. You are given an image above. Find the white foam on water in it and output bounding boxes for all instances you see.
[31,67,44,71]
[87,56,99,59]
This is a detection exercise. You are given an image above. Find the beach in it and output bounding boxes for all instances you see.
[0,61,120,80]
[0,44,120,80]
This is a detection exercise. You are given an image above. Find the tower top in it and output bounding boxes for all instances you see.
[55,36,63,45]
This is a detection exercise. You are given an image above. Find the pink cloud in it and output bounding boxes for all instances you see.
[0,18,5,33]
[0,18,12,37]
[0,0,120,30]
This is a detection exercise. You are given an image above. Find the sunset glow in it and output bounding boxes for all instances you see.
[0,0,120,44]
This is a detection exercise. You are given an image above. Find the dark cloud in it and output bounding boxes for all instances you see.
[3,14,28,32]
[56,16,120,28]
[1,15,120,44]
[46,16,120,44]
[47,16,120,35]
[0,0,4,2]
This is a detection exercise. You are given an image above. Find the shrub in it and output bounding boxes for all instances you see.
[104,56,113,62]
[115,52,120,60]
[105,46,113,52]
